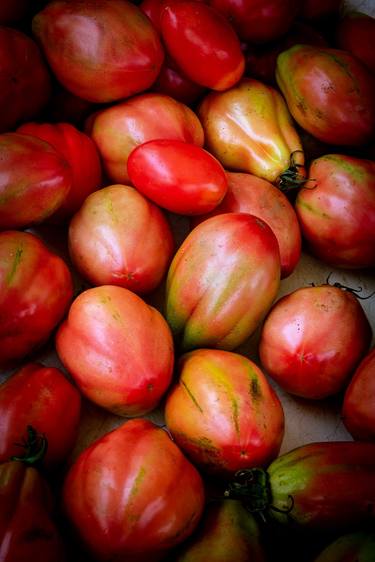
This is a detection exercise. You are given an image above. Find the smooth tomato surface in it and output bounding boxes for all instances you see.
[336,11,375,74]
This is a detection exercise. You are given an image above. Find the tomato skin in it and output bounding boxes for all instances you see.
[89,92,204,183]
[198,78,305,184]
[63,419,205,562]
[0,27,51,134]
[336,11,375,75]
[16,122,102,222]
[56,285,174,416]
[127,140,228,215]
[0,363,80,469]
[165,349,284,476]
[313,531,375,562]
[295,155,375,269]
[0,231,73,369]
[258,285,372,399]
[0,133,72,230]
[342,347,375,441]
[160,0,245,91]
[68,185,175,294]
[166,213,280,351]
[276,45,375,146]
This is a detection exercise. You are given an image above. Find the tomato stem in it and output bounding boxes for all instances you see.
[11,425,48,466]
[277,150,310,193]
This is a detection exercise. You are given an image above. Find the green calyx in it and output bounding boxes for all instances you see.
[224,468,272,513]
[277,150,310,193]
[11,425,48,466]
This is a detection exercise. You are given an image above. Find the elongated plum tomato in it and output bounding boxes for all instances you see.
[68,185,174,294]
[63,419,205,562]
[165,349,284,476]
[258,284,372,399]
[198,78,305,187]
[165,213,281,351]
[0,363,81,468]
[56,285,174,416]
[0,231,73,369]
[192,171,301,278]
[127,140,228,215]
[160,0,245,91]
[342,347,375,441]
[32,0,164,103]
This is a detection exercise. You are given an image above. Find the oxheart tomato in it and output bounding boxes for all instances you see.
[62,419,205,562]
[0,133,71,230]
[295,154,375,269]
[0,27,51,133]
[16,122,102,222]
[0,363,81,469]
[258,284,372,399]
[160,0,245,91]
[165,349,284,476]
[32,0,164,103]
[56,285,174,416]
[68,185,175,294]
[0,231,73,369]
[336,11,375,75]
[342,347,375,441]
[127,140,228,215]
[313,531,375,562]
[276,45,375,146]
[88,92,204,183]
[165,213,280,351]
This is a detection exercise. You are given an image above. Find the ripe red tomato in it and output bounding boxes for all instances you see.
[336,11,375,75]
[32,0,164,103]
[56,285,174,416]
[127,139,228,215]
[63,419,205,562]
[0,231,73,369]
[0,363,81,468]
[68,185,175,294]
[258,284,372,399]
[160,0,245,90]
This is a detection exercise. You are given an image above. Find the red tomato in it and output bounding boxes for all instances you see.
[258,284,372,399]
[89,92,204,183]
[165,349,284,475]
[32,0,164,103]
[0,231,73,369]
[56,285,174,416]
[0,363,81,468]
[63,419,205,562]
[295,154,375,269]
[342,347,375,441]
[127,139,228,215]
[0,27,51,133]
[68,185,175,294]
[160,0,245,90]
[336,11,375,75]
[0,133,72,230]
[16,122,102,222]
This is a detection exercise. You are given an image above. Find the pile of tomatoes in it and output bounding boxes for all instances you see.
[0,0,375,561]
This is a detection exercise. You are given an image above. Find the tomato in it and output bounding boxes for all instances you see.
[0,27,51,133]
[174,500,266,562]
[151,56,206,106]
[0,363,80,469]
[0,231,73,369]
[160,0,245,91]
[208,0,299,44]
[0,133,72,230]
[68,184,175,294]
[258,284,372,399]
[198,78,305,187]
[313,531,375,562]
[56,285,174,416]
[32,0,164,103]
[88,92,204,183]
[192,171,301,278]
[166,213,280,351]
[342,347,375,442]
[165,349,284,475]
[225,441,375,530]
[127,140,228,215]
[295,154,375,269]
[336,11,375,75]
[63,419,205,562]
[276,45,375,146]
[16,122,102,223]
